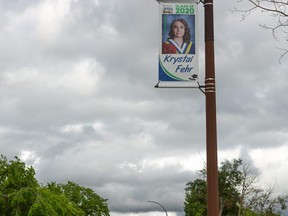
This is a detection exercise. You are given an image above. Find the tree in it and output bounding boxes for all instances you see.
[0,155,110,216]
[235,0,288,61]
[184,158,288,216]
[184,179,207,216]
[237,159,260,215]
[23,187,84,216]
[0,155,39,215]
[47,181,110,216]
[217,159,243,215]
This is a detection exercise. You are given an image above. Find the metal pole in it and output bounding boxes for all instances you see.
[204,0,219,215]
[147,200,168,216]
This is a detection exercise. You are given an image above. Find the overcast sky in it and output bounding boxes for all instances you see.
[1,0,288,215]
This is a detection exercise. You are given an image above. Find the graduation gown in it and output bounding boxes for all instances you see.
[162,39,195,54]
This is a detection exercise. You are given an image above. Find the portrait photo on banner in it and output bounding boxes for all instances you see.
[162,14,196,55]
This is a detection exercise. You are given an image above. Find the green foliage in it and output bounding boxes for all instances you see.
[47,181,110,216]
[0,155,110,216]
[184,158,288,216]
[0,155,39,215]
[218,159,242,215]
[184,179,207,216]
[27,188,84,216]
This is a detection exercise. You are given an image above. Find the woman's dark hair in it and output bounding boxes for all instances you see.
[168,18,191,43]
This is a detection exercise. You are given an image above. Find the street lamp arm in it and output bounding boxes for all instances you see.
[147,200,168,216]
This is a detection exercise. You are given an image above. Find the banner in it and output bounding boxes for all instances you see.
[157,1,198,88]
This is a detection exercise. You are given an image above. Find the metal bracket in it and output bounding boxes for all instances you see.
[155,81,206,95]
[198,82,206,94]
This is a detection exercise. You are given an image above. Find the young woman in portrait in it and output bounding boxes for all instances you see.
[162,18,195,54]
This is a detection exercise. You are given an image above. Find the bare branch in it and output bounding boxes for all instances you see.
[278,47,288,63]
[234,0,288,60]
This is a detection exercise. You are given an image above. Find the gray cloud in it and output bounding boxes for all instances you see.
[1,0,288,215]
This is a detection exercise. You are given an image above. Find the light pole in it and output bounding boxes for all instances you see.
[204,0,220,215]
[147,200,168,216]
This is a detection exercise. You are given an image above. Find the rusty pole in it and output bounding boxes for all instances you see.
[204,0,219,215]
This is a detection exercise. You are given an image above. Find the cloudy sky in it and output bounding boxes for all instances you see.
[1,0,288,215]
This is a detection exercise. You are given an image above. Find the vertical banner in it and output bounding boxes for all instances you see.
[157,0,198,88]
